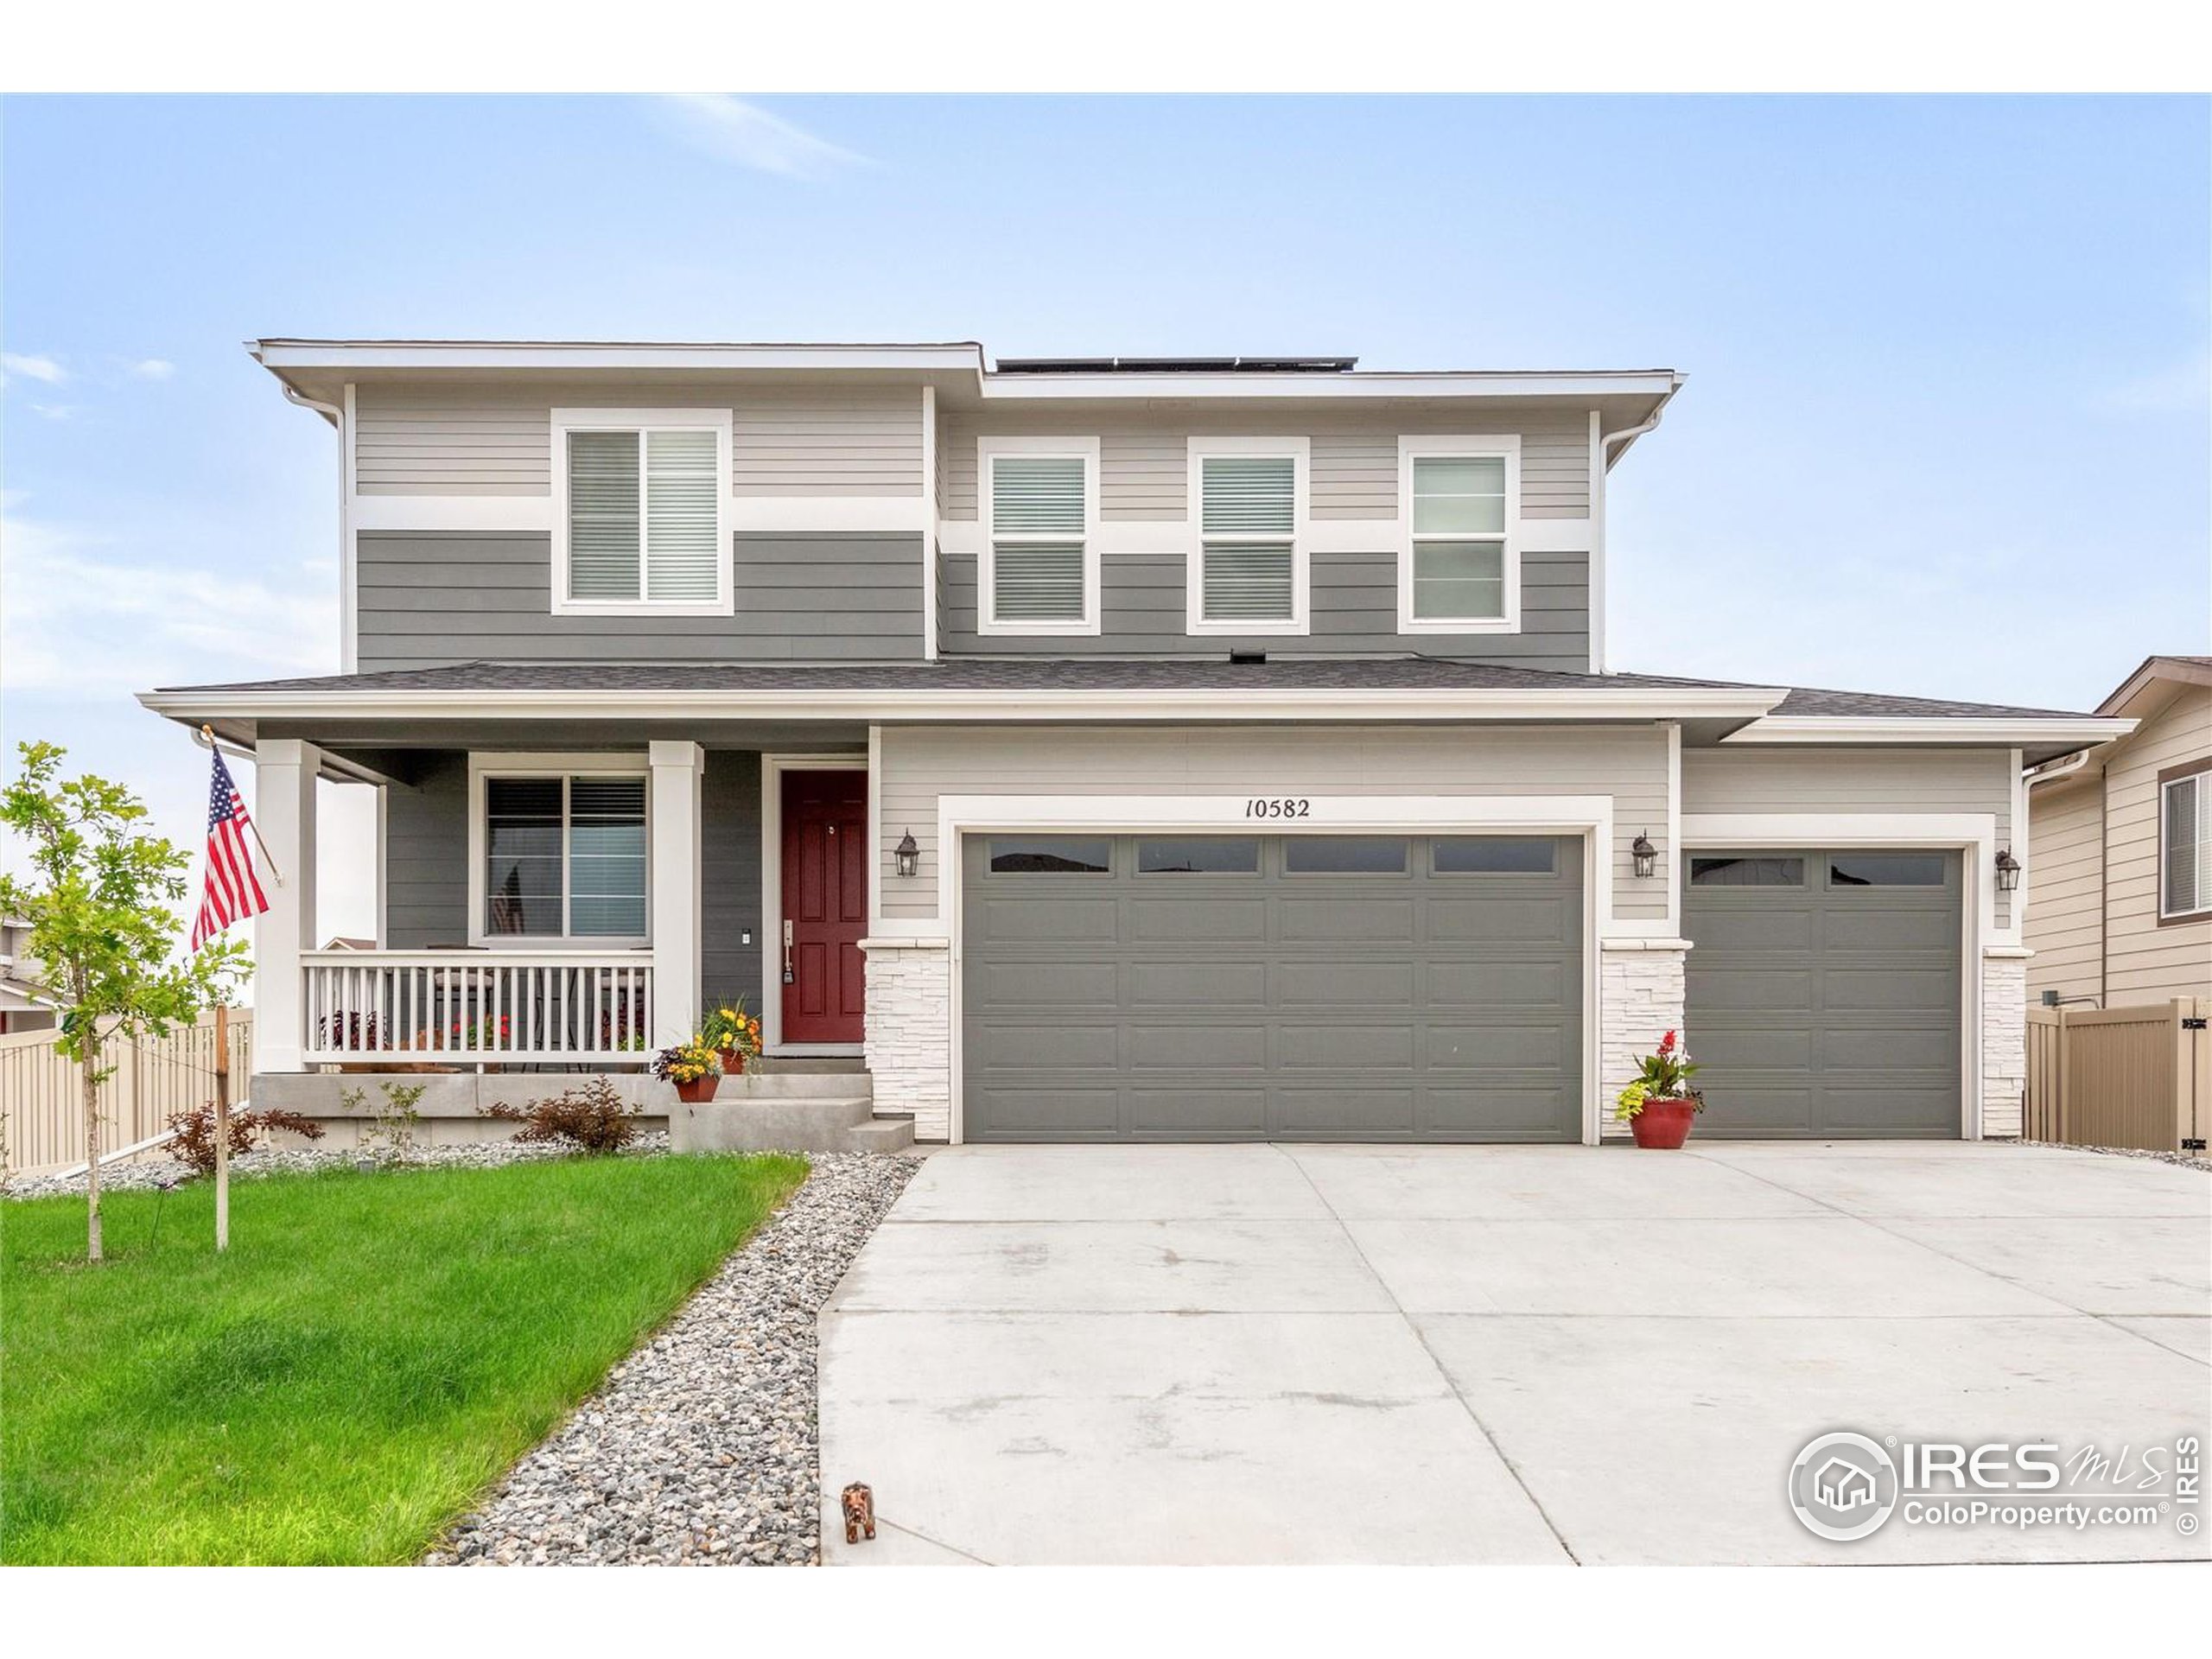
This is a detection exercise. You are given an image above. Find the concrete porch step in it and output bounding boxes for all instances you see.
[670,1090,912,1154]
[753,1056,868,1075]
[721,1070,874,1102]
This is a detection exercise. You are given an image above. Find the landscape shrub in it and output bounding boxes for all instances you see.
[165,1104,326,1176]
[481,1076,641,1154]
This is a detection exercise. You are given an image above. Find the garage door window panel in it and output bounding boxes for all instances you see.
[1689,855,1805,887]
[1136,837,1262,875]
[1828,854,1948,887]
[1284,836,1408,875]
[1433,837,1557,874]
[988,836,1112,874]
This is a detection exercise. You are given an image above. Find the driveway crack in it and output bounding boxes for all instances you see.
[1270,1145,1584,1566]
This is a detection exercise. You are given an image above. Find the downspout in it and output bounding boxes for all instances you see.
[1590,402,1670,677]
[281,383,354,674]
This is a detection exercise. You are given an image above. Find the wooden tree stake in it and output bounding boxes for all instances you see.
[213,1003,231,1252]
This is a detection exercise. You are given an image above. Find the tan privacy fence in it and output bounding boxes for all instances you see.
[0,1011,253,1179]
[2024,998,2209,1154]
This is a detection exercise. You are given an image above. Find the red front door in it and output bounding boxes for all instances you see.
[781,769,868,1045]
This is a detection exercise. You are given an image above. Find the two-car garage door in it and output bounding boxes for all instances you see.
[960,832,1583,1143]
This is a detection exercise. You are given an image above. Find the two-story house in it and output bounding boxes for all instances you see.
[137,340,2130,1145]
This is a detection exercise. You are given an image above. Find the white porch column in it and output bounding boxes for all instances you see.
[251,739,320,1073]
[649,741,705,1047]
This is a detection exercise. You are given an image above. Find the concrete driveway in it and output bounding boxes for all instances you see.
[818,1143,2210,1566]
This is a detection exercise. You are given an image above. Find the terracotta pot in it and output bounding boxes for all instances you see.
[1630,1098,1697,1149]
[674,1075,720,1104]
[717,1047,747,1077]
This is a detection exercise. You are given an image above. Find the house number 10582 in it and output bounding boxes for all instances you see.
[1244,798,1312,818]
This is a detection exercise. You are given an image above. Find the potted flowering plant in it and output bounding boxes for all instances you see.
[701,1000,763,1077]
[1613,1029,1703,1148]
[652,1037,723,1103]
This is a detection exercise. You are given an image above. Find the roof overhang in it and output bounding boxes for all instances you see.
[2097,653,2212,716]
[140,683,1784,733]
[1726,714,2138,766]
[251,339,988,374]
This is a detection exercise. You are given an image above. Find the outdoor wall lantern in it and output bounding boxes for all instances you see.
[894,830,920,880]
[1994,845,2021,893]
[1630,831,1657,880]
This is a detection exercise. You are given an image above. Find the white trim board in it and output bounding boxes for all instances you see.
[352,493,930,537]
[759,753,871,1058]
[935,514,1592,563]
[930,791,1615,1147]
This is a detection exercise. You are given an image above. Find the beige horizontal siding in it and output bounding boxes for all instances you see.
[731,384,922,497]
[877,721,1669,923]
[937,400,1592,523]
[353,378,923,498]
[2104,684,2211,1001]
[2026,776,2102,1002]
[1681,746,2018,927]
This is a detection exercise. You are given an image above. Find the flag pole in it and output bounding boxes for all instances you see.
[213,1001,231,1253]
[200,725,283,887]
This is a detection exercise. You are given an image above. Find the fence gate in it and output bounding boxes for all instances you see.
[2023,997,2208,1154]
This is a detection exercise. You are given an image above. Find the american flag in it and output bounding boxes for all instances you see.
[192,749,270,951]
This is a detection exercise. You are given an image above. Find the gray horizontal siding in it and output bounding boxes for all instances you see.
[384,752,469,948]
[702,753,764,1014]
[940,548,1590,671]
[357,531,924,670]
[939,401,1592,521]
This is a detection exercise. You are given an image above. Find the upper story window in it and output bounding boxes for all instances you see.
[981,437,1099,634]
[473,761,650,945]
[2161,763,2211,921]
[552,409,731,615]
[1189,438,1308,634]
[1397,435,1521,634]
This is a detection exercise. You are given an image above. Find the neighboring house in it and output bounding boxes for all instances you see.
[136,340,2132,1145]
[0,915,59,1037]
[2024,655,2212,1008]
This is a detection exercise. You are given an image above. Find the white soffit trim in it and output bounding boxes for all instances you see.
[140,685,1789,724]
[1726,715,2138,745]
[256,340,985,373]
[979,371,1683,401]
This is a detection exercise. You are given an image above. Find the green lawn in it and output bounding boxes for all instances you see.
[1,1153,807,1564]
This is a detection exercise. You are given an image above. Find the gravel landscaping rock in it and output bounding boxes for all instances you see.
[425,1150,918,1567]
[2021,1140,2212,1173]
[2,1135,671,1200]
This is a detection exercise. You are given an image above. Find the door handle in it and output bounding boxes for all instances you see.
[782,918,795,985]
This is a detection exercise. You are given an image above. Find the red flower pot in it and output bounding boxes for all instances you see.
[674,1076,720,1104]
[717,1048,747,1077]
[1630,1097,1697,1149]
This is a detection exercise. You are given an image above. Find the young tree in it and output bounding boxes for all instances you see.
[0,741,246,1262]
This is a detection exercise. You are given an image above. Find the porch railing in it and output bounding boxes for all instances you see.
[302,951,653,1067]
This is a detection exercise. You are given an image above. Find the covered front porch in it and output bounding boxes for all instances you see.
[223,717,874,1077]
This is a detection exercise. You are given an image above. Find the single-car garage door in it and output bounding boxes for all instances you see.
[961,832,1583,1143]
[1683,849,1962,1139]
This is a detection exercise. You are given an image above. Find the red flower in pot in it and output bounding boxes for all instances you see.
[1614,1028,1704,1148]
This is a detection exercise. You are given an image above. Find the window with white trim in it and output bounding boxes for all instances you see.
[2162,770,2211,919]
[989,454,1090,626]
[553,410,729,613]
[1397,436,1520,634]
[1193,446,1304,631]
[479,772,648,942]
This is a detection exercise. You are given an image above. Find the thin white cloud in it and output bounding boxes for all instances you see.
[1,353,68,385]
[2095,352,2210,414]
[28,404,78,423]
[652,94,866,178]
[0,505,335,699]
[128,358,177,380]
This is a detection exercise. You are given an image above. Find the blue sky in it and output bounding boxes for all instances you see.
[3,95,2207,933]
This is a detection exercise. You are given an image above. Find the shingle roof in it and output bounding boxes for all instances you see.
[151,657,2104,718]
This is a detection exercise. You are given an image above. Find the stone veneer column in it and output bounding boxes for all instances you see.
[862,939,951,1141]
[1599,940,1689,1142]
[1980,948,2031,1140]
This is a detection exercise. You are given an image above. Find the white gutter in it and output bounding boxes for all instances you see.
[252,340,986,374]
[1724,715,2138,746]
[980,370,1684,402]
[139,684,1788,727]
